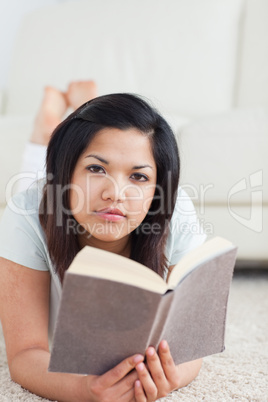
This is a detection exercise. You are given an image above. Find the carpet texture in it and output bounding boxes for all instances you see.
[0,272,267,401]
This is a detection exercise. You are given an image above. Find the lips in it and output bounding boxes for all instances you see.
[97,208,125,216]
[94,208,126,222]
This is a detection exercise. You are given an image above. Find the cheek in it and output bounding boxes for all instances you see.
[142,187,156,213]
[70,177,105,215]
[69,177,89,215]
[69,186,86,216]
[127,186,155,217]
[142,194,155,214]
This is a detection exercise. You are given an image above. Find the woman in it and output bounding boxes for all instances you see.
[0,93,205,401]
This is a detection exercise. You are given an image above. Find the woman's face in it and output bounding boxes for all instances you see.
[70,127,157,249]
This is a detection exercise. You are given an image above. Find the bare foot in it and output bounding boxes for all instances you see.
[66,80,98,110]
[31,87,68,145]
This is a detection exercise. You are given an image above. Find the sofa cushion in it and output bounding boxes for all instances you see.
[7,0,243,117]
[178,108,268,204]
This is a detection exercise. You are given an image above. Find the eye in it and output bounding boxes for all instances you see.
[86,165,106,174]
[130,173,149,182]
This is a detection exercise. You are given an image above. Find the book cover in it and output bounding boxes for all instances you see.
[48,237,237,375]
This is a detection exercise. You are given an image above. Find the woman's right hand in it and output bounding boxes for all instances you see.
[83,354,144,401]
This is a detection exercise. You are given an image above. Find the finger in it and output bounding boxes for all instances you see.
[158,340,178,381]
[112,368,139,397]
[134,380,147,402]
[120,386,135,402]
[100,354,144,388]
[135,362,158,401]
[145,346,167,389]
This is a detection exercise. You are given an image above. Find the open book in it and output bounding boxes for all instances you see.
[49,237,237,375]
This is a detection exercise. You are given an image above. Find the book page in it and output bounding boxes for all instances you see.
[167,237,235,289]
[68,246,168,294]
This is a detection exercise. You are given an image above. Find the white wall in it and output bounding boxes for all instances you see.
[0,0,68,91]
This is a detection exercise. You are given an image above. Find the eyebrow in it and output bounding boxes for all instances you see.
[132,165,153,170]
[85,154,153,170]
[85,154,109,164]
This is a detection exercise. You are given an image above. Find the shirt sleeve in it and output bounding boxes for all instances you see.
[0,192,49,271]
[16,142,47,193]
[166,187,207,266]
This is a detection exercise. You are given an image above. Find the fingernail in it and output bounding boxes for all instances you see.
[161,340,168,350]
[133,354,144,364]
[147,346,155,357]
[136,362,145,371]
[135,380,141,388]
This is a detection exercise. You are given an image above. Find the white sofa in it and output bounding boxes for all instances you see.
[0,0,267,264]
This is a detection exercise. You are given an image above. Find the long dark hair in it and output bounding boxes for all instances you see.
[39,93,180,281]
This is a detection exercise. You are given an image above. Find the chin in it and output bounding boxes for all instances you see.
[88,225,129,242]
[80,219,139,243]
[93,233,126,242]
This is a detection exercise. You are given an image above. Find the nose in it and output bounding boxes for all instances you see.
[101,176,126,203]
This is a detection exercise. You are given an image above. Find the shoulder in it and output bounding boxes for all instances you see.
[166,186,207,265]
[2,180,44,237]
[6,179,44,215]
[169,187,199,230]
[0,180,50,271]
[171,186,202,225]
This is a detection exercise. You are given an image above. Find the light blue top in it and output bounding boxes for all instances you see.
[0,180,206,338]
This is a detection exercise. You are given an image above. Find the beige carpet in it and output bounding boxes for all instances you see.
[0,272,267,401]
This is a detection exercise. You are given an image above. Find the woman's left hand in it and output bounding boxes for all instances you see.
[134,340,180,401]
